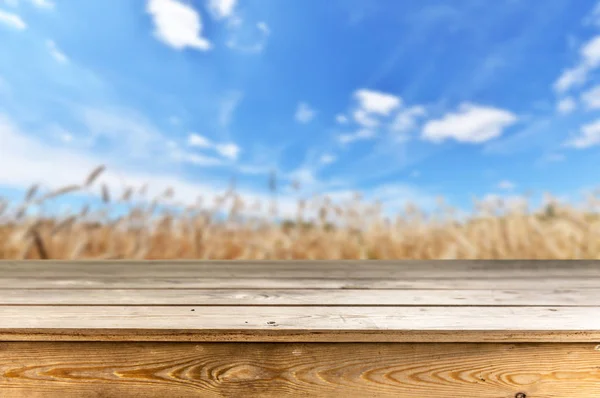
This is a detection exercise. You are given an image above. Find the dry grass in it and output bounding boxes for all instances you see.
[1,165,600,260]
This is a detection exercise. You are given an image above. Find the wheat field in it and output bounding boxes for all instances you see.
[1,165,599,260]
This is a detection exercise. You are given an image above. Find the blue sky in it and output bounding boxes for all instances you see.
[1,0,600,217]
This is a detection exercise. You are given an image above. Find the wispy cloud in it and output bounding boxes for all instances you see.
[77,107,175,161]
[2,0,53,8]
[390,105,426,133]
[335,114,348,124]
[294,102,316,124]
[337,128,376,144]
[187,133,212,148]
[257,21,270,36]
[30,0,54,9]
[219,91,243,128]
[580,85,600,109]
[226,21,271,54]
[215,143,240,160]
[146,0,211,51]
[0,9,26,30]
[319,154,336,165]
[46,40,68,63]
[186,133,241,160]
[564,119,600,148]
[554,35,600,93]
[497,180,516,190]
[584,1,600,26]
[557,97,576,114]
[0,113,310,218]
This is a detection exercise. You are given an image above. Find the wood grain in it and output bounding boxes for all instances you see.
[2,288,599,305]
[1,342,599,397]
[3,276,600,289]
[1,306,599,334]
[3,259,600,278]
[3,329,599,342]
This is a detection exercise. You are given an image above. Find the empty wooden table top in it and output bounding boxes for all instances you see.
[0,260,599,342]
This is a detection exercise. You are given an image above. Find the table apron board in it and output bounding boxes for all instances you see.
[0,342,599,398]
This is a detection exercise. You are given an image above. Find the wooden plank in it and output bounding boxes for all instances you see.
[3,329,599,343]
[1,306,599,336]
[0,276,599,289]
[2,260,600,278]
[1,288,599,306]
[1,342,599,397]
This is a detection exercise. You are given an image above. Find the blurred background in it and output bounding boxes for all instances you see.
[1,0,600,259]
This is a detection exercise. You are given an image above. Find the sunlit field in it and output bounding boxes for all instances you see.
[1,166,599,260]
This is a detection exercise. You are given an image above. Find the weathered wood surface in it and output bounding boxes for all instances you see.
[4,277,600,289]
[3,288,599,305]
[0,260,599,342]
[1,342,599,398]
[2,260,599,290]
[2,260,600,396]
[1,305,600,331]
[3,259,600,277]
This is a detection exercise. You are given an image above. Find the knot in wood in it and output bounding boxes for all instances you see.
[515,393,527,398]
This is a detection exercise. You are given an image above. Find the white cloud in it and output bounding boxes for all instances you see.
[0,9,26,30]
[0,113,309,219]
[215,143,240,160]
[146,0,211,51]
[187,133,212,148]
[226,21,271,54]
[391,105,426,132]
[46,40,68,63]
[207,0,237,20]
[554,35,600,93]
[497,180,515,190]
[554,66,587,93]
[347,89,403,128]
[354,89,401,115]
[38,107,226,171]
[295,102,316,124]
[170,150,223,166]
[581,85,600,109]
[30,0,53,9]
[352,109,379,128]
[2,0,53,8]
[337,128,376,144]
[288,167,317,187]
[422,103,517,144]
[219,91,243,127]
[565,119,600,148]
[225,20,270,54]
[79,107,171,160]
[557,97,576,114]
[186,133,240,160]
[335,114,348,124]
[256,21,270,36]
[319,154,336,165]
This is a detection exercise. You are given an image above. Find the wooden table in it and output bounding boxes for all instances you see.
[0,260,599,397]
